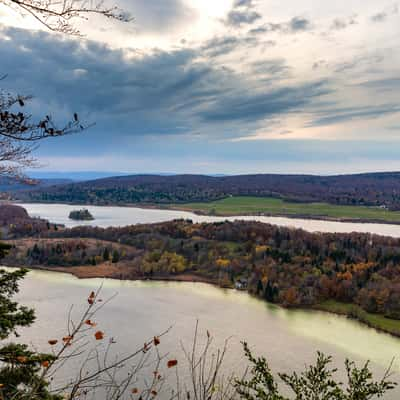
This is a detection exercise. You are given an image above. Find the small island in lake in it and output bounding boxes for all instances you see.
[69,209,94,221]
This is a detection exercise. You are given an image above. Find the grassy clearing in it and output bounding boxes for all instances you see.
[316,300,400,337]
[173,196,400,223]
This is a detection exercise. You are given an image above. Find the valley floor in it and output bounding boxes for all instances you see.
[169,196,400,224]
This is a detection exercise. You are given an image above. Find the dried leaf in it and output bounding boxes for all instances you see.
[17,356,28,363]
[62,336,73,345]
[48,340,58,346]
[167,359,178,368]
[153,336,160,346]
[88,291,96,304]
[131,388,139,394]
[95,331,104,340]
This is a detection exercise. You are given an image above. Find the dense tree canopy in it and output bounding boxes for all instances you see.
[6,218,400,333]
[15,172,400,209]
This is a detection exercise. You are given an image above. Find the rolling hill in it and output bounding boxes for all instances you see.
[9,172,400,210]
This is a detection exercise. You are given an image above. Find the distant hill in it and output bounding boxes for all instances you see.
[27,171,133,181]
[10,172,400,210]
[0,177,73,192]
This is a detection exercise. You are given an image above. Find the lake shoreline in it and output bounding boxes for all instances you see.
[11,264,400,340]
[11,200,400,227]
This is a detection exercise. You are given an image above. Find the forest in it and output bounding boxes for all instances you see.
[12,172,400,209]
[4,216,400,335]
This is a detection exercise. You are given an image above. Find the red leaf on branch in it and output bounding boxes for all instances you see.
[167,359,178,368]
[62,336,73,345]
[88,291,96,304]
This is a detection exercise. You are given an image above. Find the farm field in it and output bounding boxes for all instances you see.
[174,196,400,223]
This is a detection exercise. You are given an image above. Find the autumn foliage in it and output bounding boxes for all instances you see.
[10,219,400,322]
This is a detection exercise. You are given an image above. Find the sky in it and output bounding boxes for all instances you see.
[0,0,399,175]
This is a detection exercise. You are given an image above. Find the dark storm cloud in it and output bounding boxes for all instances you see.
[225,0,262,27]
[199,82,329,122]
[0,26,331,139]
[6,24,398,144]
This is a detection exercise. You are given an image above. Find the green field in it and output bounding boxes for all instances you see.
[173,196,400,223]
[316,300,400,337]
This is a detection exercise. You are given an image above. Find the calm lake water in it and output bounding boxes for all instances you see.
[18,202,400,237]
[9,268,400,398]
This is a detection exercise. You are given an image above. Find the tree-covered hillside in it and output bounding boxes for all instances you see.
[13,172,400,210]
[5,218,400,336]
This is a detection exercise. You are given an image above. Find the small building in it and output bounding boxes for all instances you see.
[235,279,248,290]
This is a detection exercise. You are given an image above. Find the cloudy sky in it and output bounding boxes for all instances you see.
[1,0,399,175]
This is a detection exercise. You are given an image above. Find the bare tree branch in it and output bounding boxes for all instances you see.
[0,87,89,181]
[2,0,133,35]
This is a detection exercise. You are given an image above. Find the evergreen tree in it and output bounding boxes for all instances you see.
[103,247,110,261]
[0,267,59,399]
[112,250,120,264]
[257,279,263,296]
[264,281,274,302]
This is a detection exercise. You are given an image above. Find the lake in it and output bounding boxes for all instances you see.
[10,268,400,398]
[10,203,400,398]
[18,202,400,237]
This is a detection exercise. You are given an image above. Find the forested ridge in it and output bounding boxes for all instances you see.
[13,172,400,209]
[5,218,400,334]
